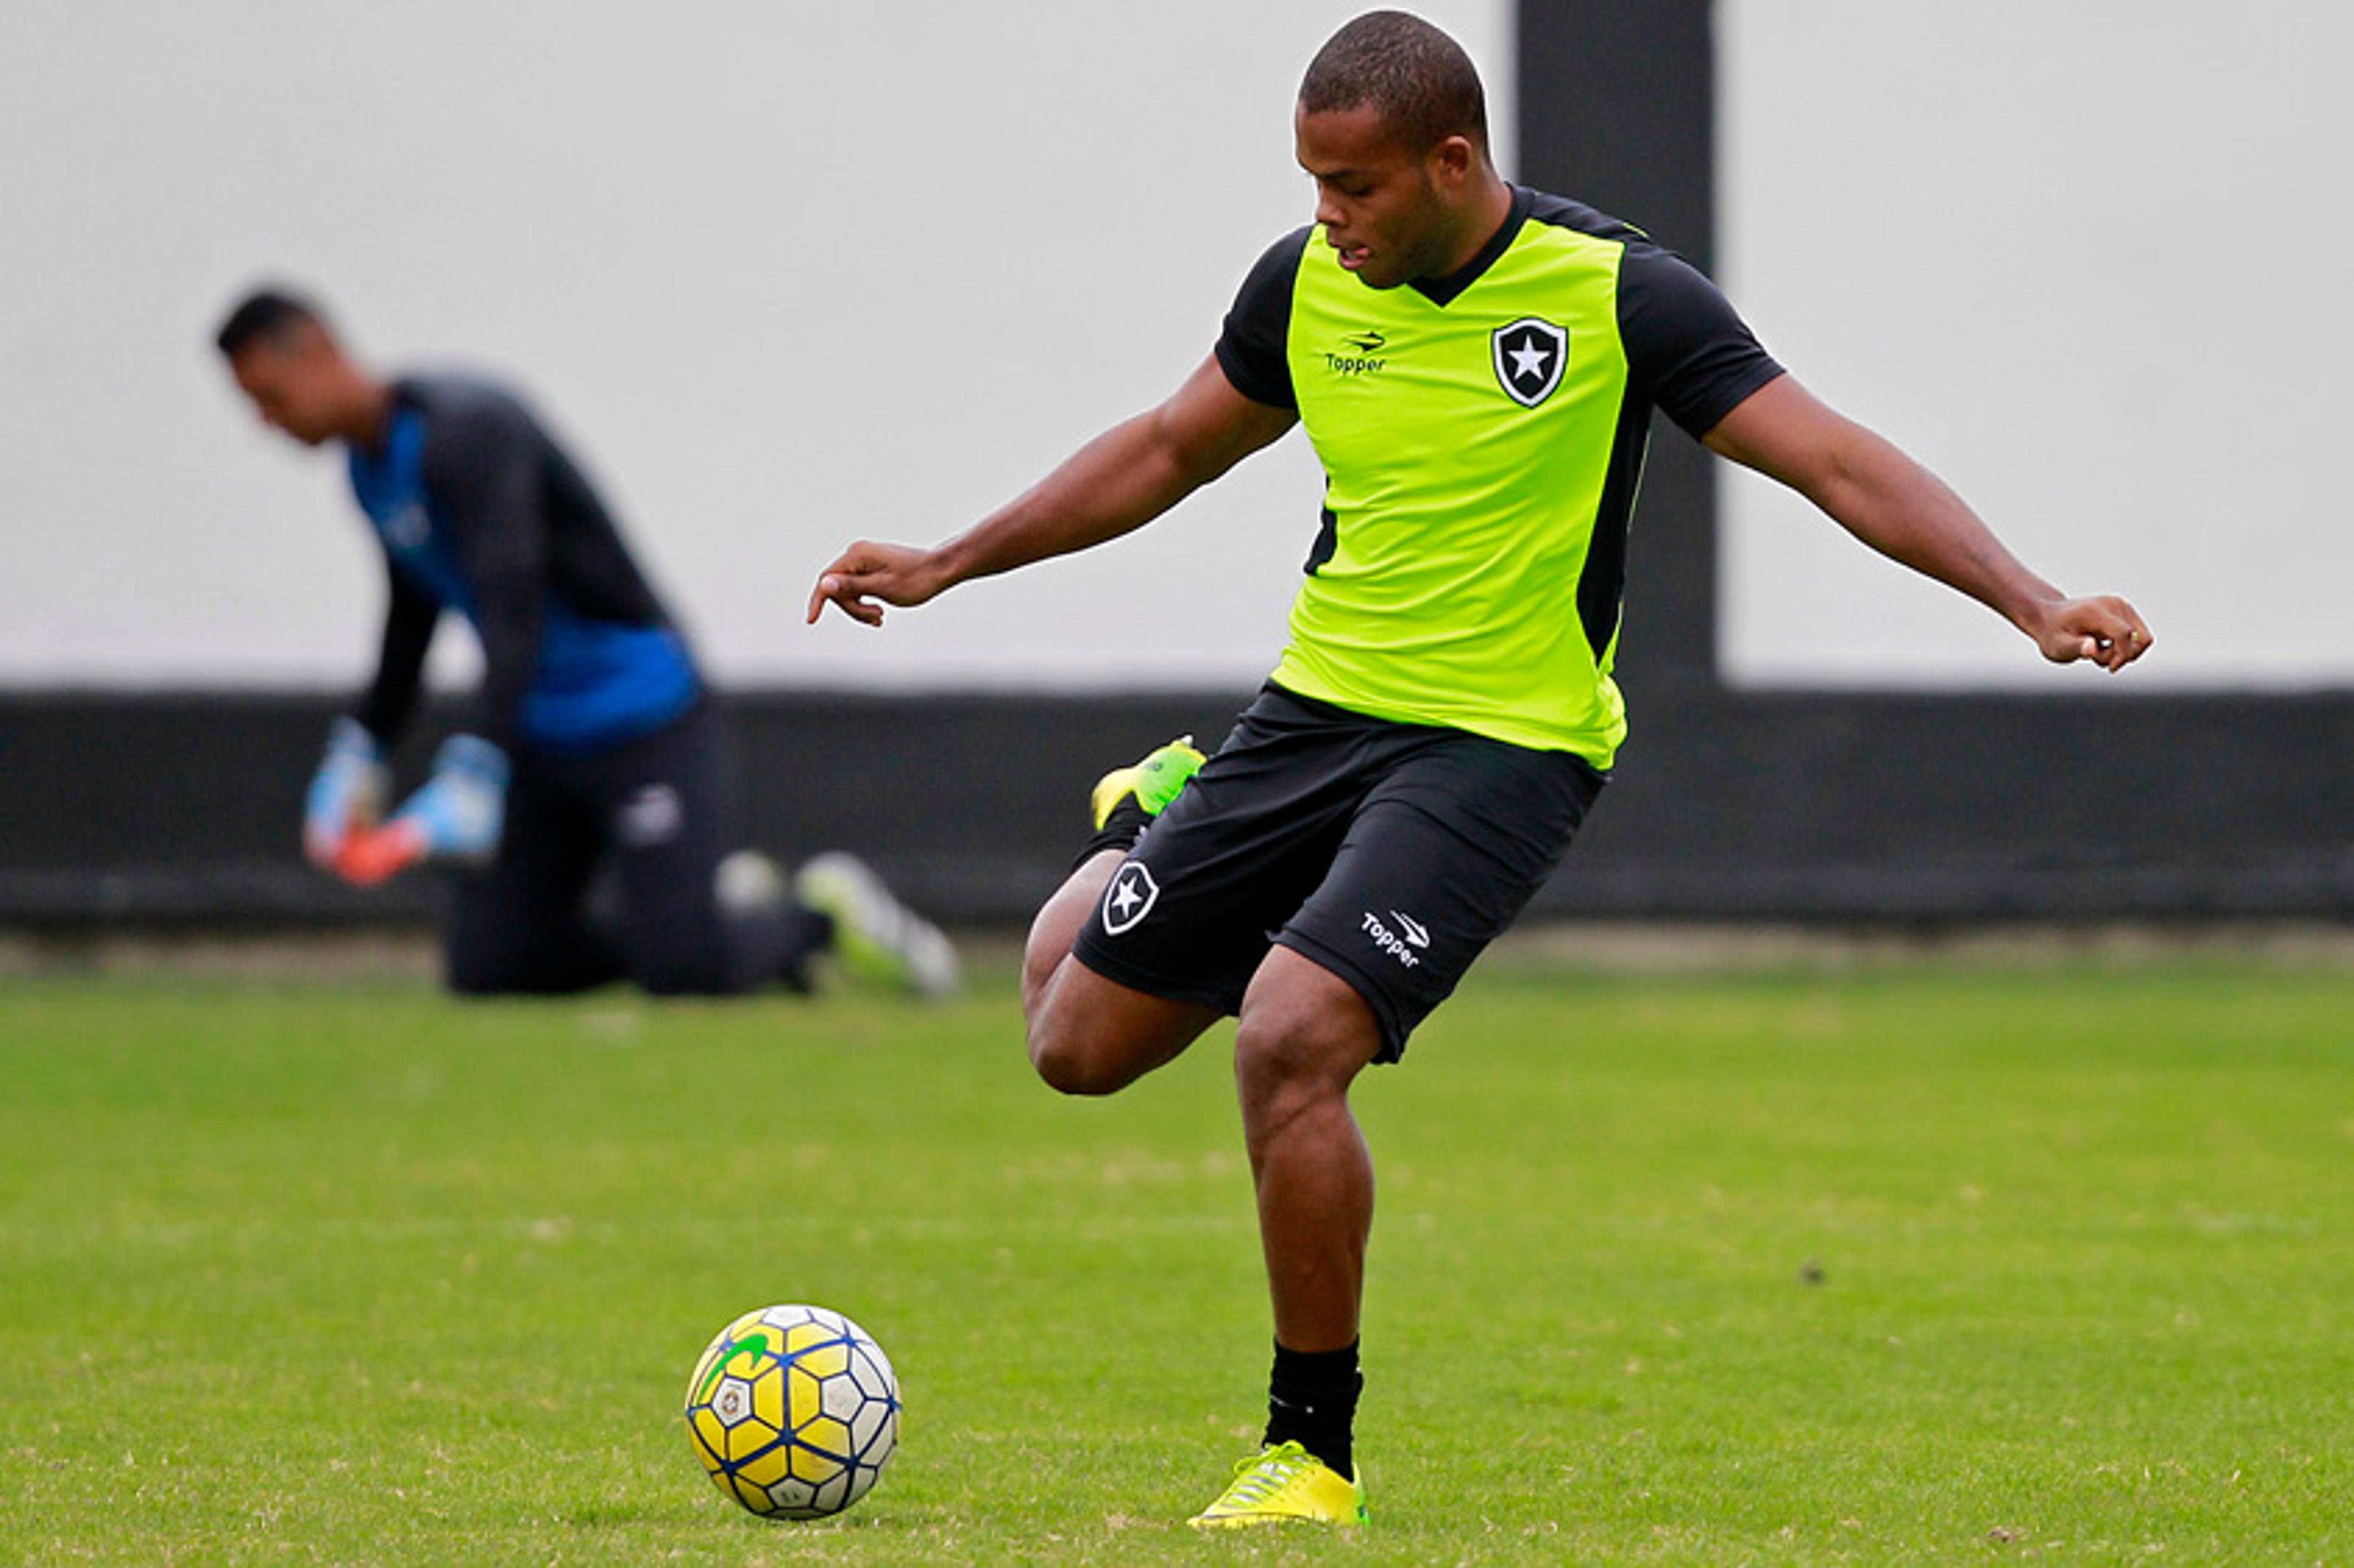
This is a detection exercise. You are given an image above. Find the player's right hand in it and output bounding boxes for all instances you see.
[806,541,942,627]
[303,716,389,872]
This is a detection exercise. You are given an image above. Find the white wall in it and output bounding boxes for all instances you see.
[1719,1,2354,690]
[0,1,1510,693]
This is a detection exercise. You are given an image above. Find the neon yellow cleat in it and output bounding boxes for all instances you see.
[1089,736,1206,829]
[1186,1441,1367,1529]
[793,851,961,999]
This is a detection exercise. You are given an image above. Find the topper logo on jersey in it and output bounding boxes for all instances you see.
[1325,330,1390,378]
[1102,860,1160,935]
[1491,318,1567,407]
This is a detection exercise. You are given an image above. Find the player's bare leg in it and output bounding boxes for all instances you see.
[1190,943,1377,1528]
[1233,945,1382,1352]
[1023,850,1219,1094]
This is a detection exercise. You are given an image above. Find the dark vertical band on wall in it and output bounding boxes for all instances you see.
[1517,1,1720,694]
[1504,0,2351,922]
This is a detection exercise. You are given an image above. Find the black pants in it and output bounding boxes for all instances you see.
[441,703,823,997]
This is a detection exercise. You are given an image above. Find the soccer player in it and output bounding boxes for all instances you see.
[808,10,2151,1527]
[218,288,955,1000]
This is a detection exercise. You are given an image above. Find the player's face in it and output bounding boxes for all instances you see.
[1295,102,1459,289]
[229,335,345,447]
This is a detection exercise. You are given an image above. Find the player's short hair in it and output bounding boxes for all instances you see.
[214,287,327,358]
[1299,10,1488,154]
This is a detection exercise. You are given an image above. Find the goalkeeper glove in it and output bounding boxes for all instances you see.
[336,735,509,887]
[303,717,389,870]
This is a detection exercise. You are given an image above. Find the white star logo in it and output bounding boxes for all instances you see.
[1101,861,1160,935]
[1492,317,1568,406]
[1507,334,1550,383]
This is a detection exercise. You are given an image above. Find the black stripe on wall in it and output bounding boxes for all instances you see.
[0,685,2346,927]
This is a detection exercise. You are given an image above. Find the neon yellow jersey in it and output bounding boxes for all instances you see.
[1213,186,1782,767]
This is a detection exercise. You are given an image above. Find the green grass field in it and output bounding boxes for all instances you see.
[2,950,2348,1564]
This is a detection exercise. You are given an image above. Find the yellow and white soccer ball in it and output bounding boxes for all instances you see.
[682,1303,900,1519]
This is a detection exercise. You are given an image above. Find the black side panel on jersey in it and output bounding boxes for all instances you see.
[1517,189,1780,660]
[1577,402,1651,662]
[1303,503,1339,577]
[1214,227,1313,411]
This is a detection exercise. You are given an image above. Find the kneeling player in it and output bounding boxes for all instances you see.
[218,288,954,999]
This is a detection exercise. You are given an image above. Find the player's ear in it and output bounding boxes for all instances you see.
[1430,134,1477,188]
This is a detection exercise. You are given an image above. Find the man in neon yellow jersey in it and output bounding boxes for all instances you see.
[809,9,2151,1528]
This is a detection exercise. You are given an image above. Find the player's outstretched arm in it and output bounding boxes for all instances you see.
[1703,375,2152,672]
[807,356,1297,626]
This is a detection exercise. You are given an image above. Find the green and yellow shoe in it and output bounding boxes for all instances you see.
[1089,736,1205,829]
[1186,1441,1367,1529]
[794,851,960,999]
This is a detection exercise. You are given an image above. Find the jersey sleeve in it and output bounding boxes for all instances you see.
[350,569,439,744]
[419,394,549,755]
[1213,227,1311,410]
[1616,244,1785,438]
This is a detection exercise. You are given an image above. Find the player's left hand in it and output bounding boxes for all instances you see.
[2027,595,2152,673]
[334,734,509,886]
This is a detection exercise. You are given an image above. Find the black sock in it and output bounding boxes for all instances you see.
[1070,794,1154,871]
[1264,1339,1362,1481]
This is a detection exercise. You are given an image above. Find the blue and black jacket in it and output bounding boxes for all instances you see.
[343,374,699,759]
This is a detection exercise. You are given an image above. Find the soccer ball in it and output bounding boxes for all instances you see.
[682,1303,900,1520]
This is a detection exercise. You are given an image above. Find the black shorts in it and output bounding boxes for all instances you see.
[1071,685,1606,1061]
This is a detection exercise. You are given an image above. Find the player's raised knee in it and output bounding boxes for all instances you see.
[1025,1013,1130,1097]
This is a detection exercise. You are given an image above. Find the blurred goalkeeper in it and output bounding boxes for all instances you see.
[215,286,954,999]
